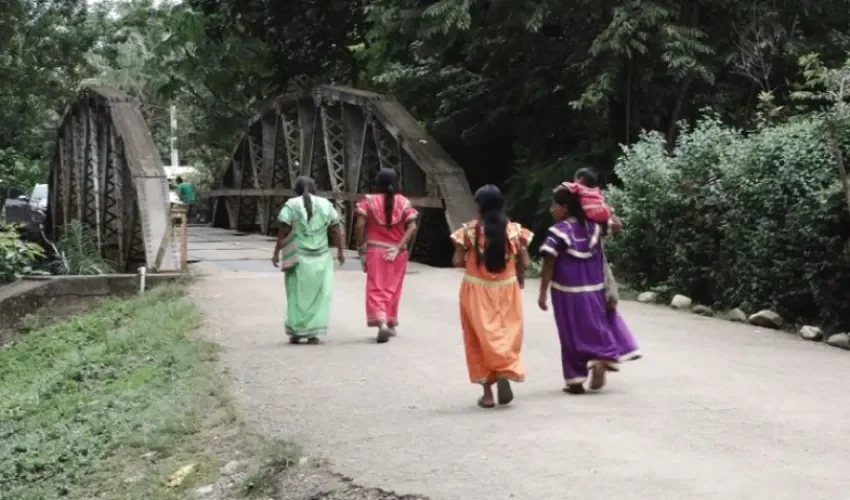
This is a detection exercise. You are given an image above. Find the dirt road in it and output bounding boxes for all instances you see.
[189,227,850,500]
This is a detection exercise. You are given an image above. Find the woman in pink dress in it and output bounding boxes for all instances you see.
[354,169,419,343]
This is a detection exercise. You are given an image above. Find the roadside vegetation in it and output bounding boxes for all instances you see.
[0,284,298,499]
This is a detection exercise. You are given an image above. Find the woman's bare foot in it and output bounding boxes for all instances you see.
[589,362,607,390]
[563,384,585,394]
[478,383,495,408]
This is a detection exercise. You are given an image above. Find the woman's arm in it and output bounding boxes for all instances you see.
[399,221,418,249]
[537,256,555,310]
[451,243,466,268]
[516,247,529,289]
[330,223,345,264]
[354,214,367,248]
[271,224,291,266]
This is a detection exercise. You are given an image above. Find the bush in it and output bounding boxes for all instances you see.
[607,113,850,331]
[51,220,114,275]
[0,223,44,283]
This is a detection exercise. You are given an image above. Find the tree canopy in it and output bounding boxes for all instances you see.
[5,0,850,325]
[4,0,850,199]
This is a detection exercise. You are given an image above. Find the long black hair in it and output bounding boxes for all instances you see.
[553,187,587,221]
[474,184,508,272]
[294,176,316,221]
[374,168,398,227]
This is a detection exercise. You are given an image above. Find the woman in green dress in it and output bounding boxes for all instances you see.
[271,176,345,344]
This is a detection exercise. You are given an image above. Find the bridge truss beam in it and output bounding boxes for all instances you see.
[207,85,477,264]
[46,88,178,272]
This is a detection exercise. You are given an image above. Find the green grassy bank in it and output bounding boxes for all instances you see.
[0,284,255,499]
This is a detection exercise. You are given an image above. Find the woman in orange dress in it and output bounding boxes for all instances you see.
[354,169,419,343]
[450,184,533,408]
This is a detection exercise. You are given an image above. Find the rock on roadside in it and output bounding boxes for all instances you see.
[195,484,215,497]
[637,291,658,303]
[827,333,850,349]
[692,305,713,316]
[670,294,692,310]
[748,310,783,329]
[220,460,244,476]
[799,325,823,341]
[727,308,747,322]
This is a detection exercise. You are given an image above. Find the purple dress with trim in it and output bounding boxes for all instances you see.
[540,219,641,384]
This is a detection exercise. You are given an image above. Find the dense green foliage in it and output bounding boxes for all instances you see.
[0,0,110,188]
[608,113,850,330]
[7,0,850,192]
[4,0,850,324]
[0,224,44,283]
[607,55,850,330]
[49,220,114,275]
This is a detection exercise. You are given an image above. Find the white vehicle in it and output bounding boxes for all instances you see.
[29,183,48,211]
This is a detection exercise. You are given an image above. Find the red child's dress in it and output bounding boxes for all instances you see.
[556,182,613,224]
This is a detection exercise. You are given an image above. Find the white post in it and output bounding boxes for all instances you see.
[138,266,147,294]
[169,104,179,169]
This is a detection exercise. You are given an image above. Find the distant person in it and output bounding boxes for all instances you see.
[450,184,532,409]
[354,168,419,343]
[272,176,345,344]
[175,176,196,219]
[537,187,640,395]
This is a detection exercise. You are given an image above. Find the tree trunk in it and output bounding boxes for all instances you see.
[666,76,692,150]
[827,118,850,216]
[667,5,699,150]
[625,58,633,146]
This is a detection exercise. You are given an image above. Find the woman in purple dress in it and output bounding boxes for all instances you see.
[537,187,641,394]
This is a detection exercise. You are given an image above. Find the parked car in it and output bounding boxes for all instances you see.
[1,184,46,240]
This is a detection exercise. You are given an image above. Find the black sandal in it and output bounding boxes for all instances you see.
[563,384,586,395]
[496,378,514,405]
[288,335,300,344]
[306,337,320,345]
[376,325,392,344]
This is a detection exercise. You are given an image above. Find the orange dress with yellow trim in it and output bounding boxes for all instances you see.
[450,220,533,384]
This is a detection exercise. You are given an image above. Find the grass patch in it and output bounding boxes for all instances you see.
[0,284,238,499]
[240,438,301,498]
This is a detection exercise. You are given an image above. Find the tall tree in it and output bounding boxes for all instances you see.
[0,0,109,188]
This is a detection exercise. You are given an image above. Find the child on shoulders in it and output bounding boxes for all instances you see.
[555,168,622,234]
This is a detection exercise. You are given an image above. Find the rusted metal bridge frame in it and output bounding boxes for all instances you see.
[45,87,179,272]
[45,85,477,270]
[206,85,477,263]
